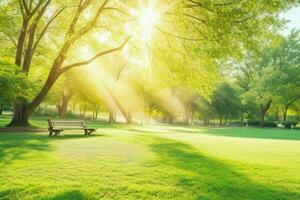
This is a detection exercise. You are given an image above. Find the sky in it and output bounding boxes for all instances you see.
[281,6,300,35]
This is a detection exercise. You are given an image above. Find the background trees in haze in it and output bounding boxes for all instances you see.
[0,0,300,128]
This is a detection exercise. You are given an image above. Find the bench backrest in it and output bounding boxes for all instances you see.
[48,119,86,129]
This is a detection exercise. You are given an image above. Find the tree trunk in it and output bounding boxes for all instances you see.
[104,84,131,123]
[83,101,86,119]
[8,102,30,127]
[9,72,58,127]
[57,94,71,117]
[204,118,207,125]
[145,107,153,125]
[60,97,68,117]
[184,112,190,125]
[108,111,116,123]
[275,106,279,121]
[168,115,173,124]
[0,104,3,115]
[258,100,272,128]
[163,115,167,123]
[94,106,100,120]
[283,105,290,123]
[15,19,29,66]
[219,116,222,126]
[259,110,265,128]
[126,111,132,124]
[283,108,287,123]
[191,111,195,125]
[240,111,244,123]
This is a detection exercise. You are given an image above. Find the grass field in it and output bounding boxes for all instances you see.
[0,116,300,199]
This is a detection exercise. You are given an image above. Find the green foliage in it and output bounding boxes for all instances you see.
[270,30,300,109]
[247,120,278,128]
[0,61,35,104]
[236,30,300,125]
[212,82,241,119]
[283,121,298,129]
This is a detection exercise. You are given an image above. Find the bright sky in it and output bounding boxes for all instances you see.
[281,6,300,35]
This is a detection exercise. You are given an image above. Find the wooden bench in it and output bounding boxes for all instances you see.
[47,119,96,136]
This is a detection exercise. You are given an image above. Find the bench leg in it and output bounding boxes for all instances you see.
[54,130,62,136]
[88,130,95,135]
[84,129,95,135]
[49,131,53,137]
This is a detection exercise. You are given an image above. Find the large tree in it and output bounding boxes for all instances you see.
[6,0,129,126]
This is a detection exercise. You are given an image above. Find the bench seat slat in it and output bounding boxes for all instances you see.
[53,127,84,130]
[52,122,83,125]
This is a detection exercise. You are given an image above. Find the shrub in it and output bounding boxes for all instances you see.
[247,120,260,127]
[283,121,297,129]
[33,108,58,117]
[229,121,243,126]
[264,121,278,128]
[247,120,277,128]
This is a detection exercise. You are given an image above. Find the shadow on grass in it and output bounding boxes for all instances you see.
[0,189,95,200]
[0,132,105,165]
[42,190,96,200]
[0,133,51,165]
[148,135,300,200]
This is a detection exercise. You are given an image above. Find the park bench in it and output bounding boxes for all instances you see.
[47,119,96,136]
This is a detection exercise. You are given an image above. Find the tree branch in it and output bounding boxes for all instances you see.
[58,36,130,75]
[18,0,26,17]
[32,6,67,54]
[103,7,130,16]
[155,26,200,41]
[73,0,110,40]
[0,31,17,47]
[21,0,30,15]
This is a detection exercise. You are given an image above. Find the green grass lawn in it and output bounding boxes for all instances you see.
[0,116,300,199]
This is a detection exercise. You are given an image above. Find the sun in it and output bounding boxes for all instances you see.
[137,1,160,42]
[139,6,159,28]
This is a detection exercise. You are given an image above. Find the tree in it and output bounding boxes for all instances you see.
[238,30,300,126]
[56,80,76,118]
[8,0,129,126]
[237,54,275,128]
[270,31,300,122]
[212,82,241,126]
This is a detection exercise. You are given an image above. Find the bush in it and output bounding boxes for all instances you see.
[33,108,58,117]
[33,108,80,119]
[247,120,260,127]
[283,121,297,129]
[228,121,247,127]
[247,120,277,128]
[229,121,242,126]
[264,121,278,128]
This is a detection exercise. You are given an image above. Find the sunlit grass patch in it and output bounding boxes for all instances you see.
[0,122,300,199]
